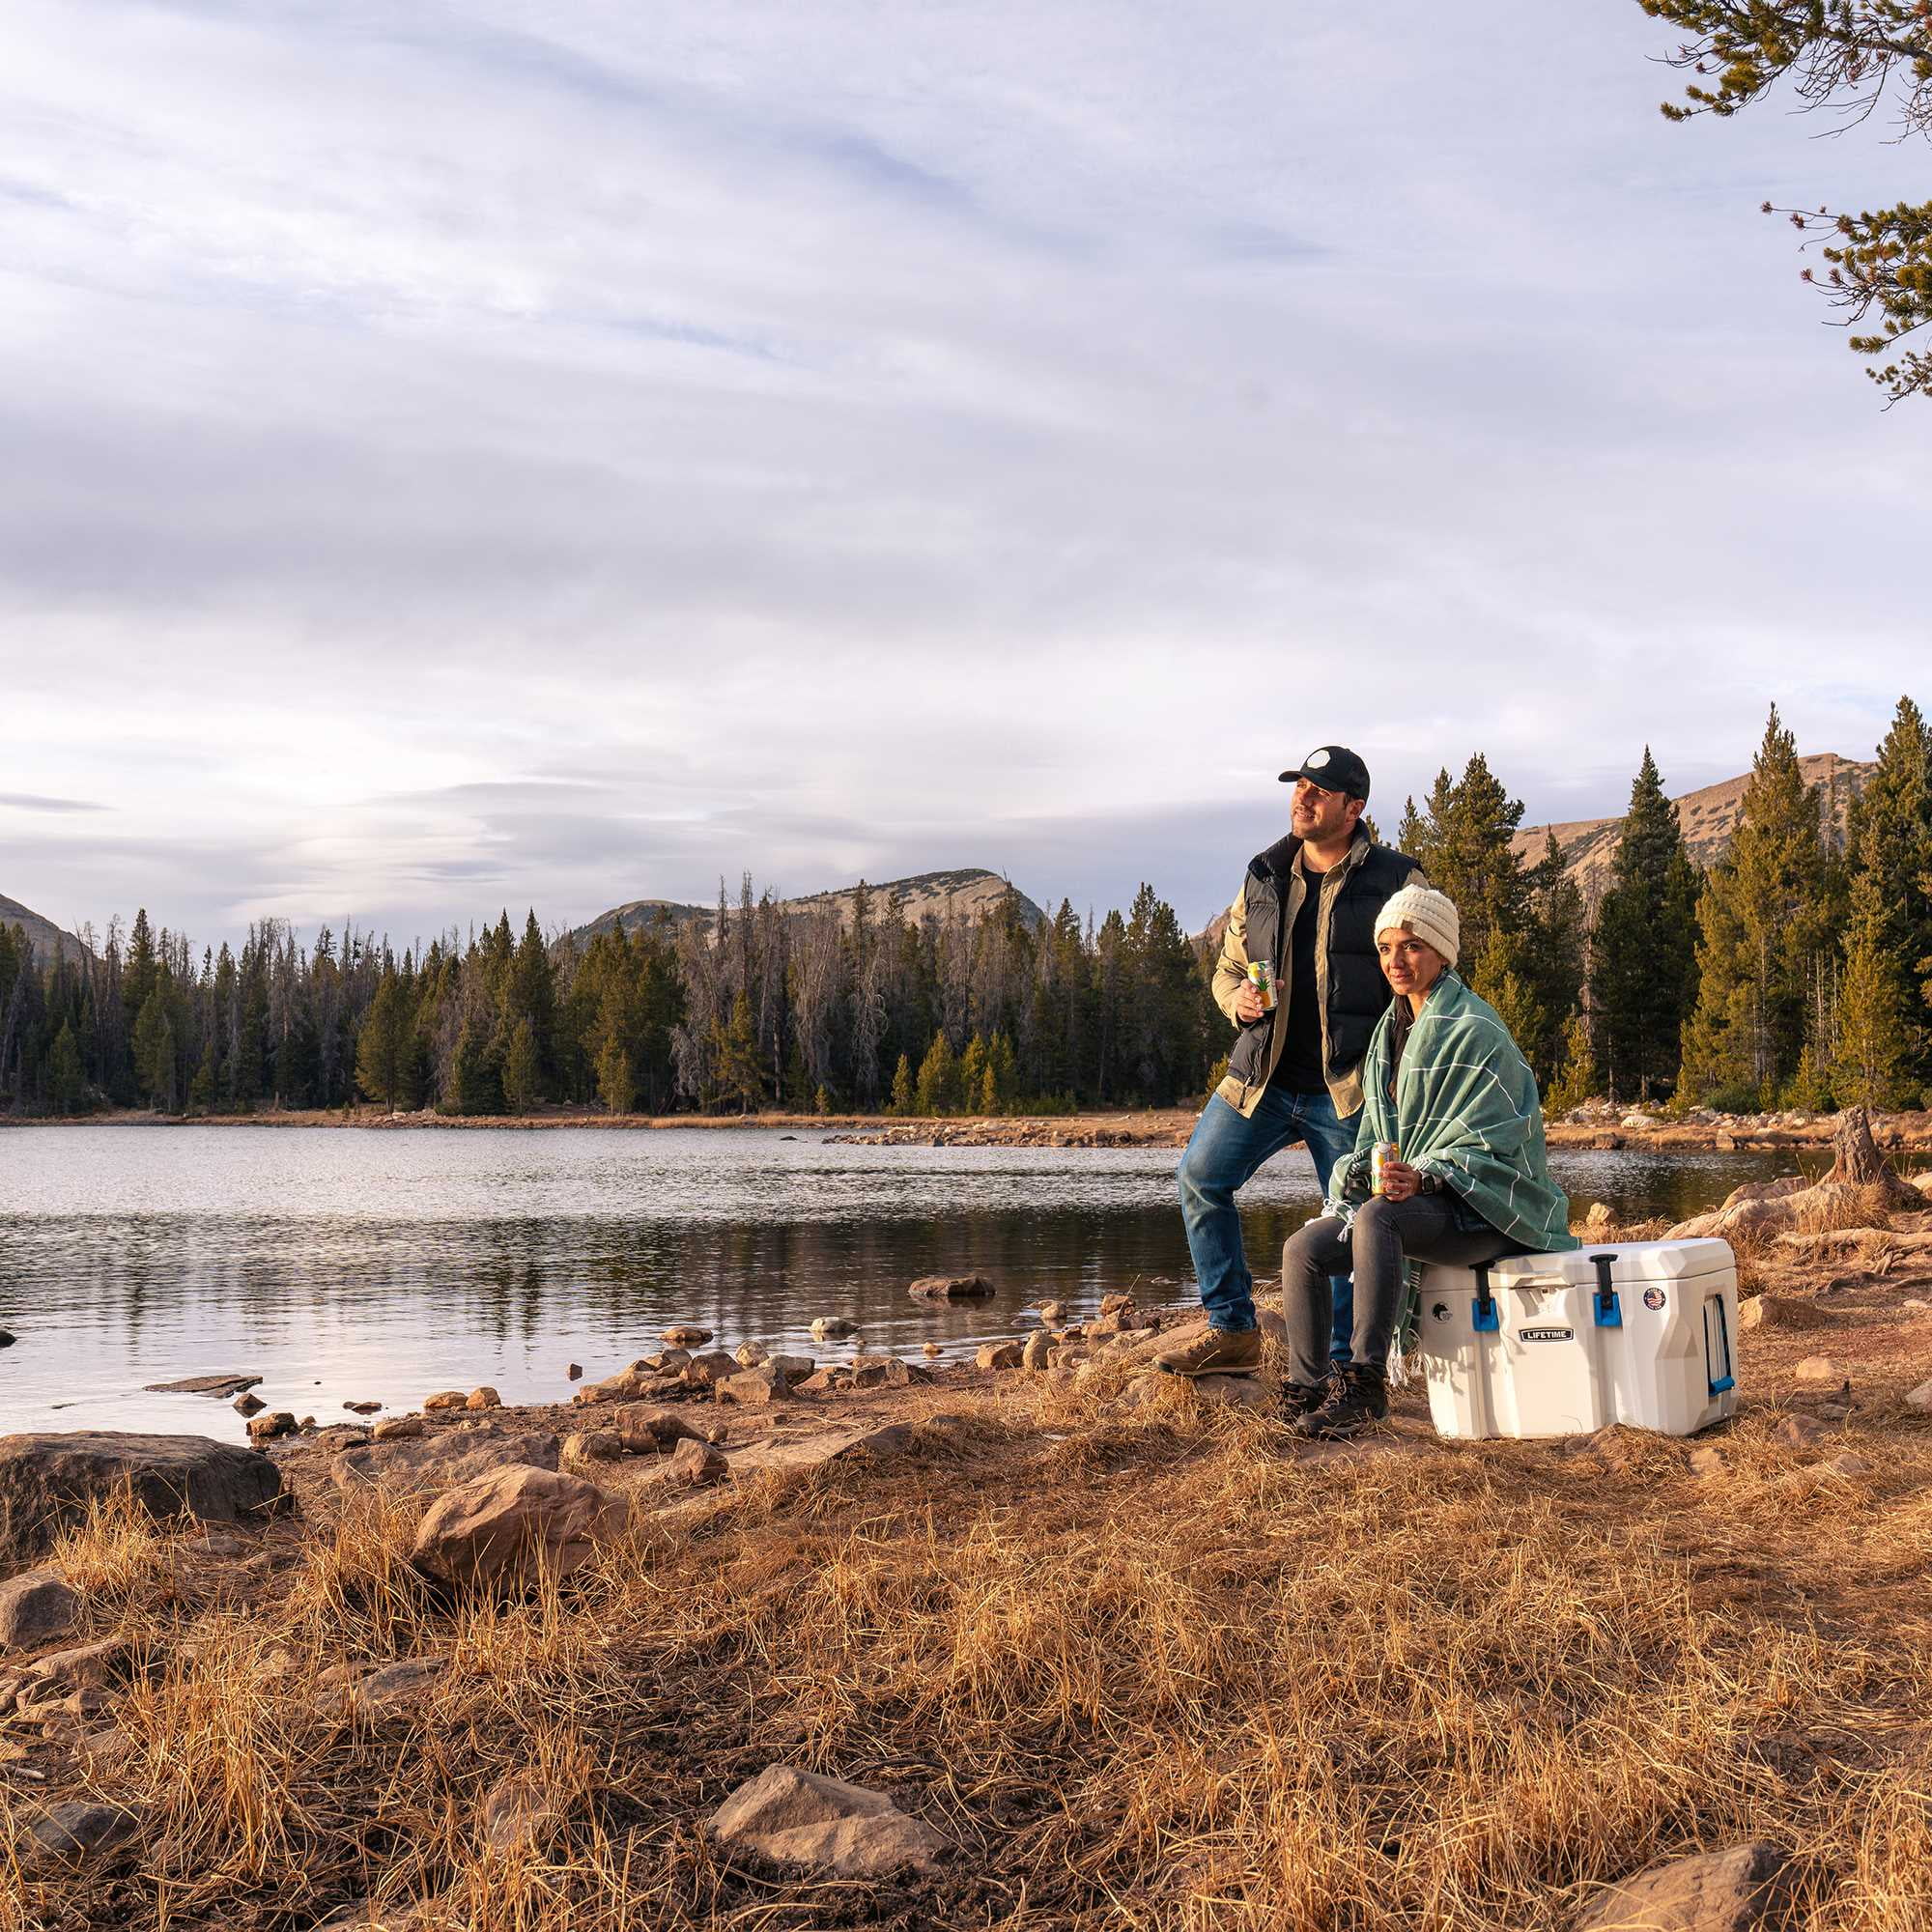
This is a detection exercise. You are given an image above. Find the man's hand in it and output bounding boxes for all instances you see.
[1234,981,1267,1024]
[1378,1159,1422,1203]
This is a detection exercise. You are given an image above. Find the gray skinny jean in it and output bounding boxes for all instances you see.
[1280,1194,1527,1385]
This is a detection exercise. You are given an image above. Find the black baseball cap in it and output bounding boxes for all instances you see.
[1280,745,1371,800]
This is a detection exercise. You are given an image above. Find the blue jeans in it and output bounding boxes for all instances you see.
[1177,1087,1360,1356]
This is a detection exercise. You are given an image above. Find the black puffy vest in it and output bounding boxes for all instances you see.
[1225,836,1422,1094]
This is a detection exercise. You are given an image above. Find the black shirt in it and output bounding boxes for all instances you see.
[1269,860,1326,1094]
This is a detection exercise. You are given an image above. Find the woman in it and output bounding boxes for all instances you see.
[1278,884,1577,1438]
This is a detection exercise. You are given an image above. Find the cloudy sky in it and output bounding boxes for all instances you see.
[3,1,1926,951]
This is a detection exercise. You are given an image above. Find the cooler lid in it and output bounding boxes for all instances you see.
[1489,1239,1733,1290]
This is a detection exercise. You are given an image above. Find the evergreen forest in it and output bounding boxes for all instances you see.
[3,698,1929,1120]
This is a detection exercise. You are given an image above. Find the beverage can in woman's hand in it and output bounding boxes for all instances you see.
[1371,1141,1399,1195]
[1247,959,1278,1010]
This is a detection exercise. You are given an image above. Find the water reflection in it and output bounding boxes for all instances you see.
[0,1125,1787,1439]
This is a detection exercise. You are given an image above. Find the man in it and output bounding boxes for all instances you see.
[1155,745,1423,1379]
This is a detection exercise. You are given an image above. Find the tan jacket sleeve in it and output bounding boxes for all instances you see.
[1210,884,1251,1027]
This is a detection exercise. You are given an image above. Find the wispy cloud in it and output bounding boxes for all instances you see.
[0,791,105,813]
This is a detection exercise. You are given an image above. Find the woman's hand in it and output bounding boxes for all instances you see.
[1378,1158,1422,1203]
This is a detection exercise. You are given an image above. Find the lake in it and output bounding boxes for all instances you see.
[0,1125,1789,1439]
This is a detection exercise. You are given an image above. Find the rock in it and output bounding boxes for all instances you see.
[1020,1333,1054,1372]
[1825,1453,1870,1477]
[0,1431,284,1563]
[422,1391,468,1411]
[733,1341,771,1368]
[247,1411,298,1441]
[1036,1299,1067,1325]
[1577,1841,1791,1932]
[479,1771,570,1858]
[810,1316,860,1340]
[372,1415,426,1442]
[908,1274,993,1301]
[661,1323,714,1348]
[922,1342,943,1358]
[0,1570,78,1651]
[308,1903,431,1931]
[633,1436,728,1494]
[29,1636,133,1692]
[1189,1373,1271,1410]
[566,1362,583,1380]
[0,1330,14,1347]
[849,1354,919,1389]
[678,1350,741,1389]
[1584,1202,1614,1229]
[144,1373,262,1399]
[343,1400,384,1415]
[411,1465,627,1591]
[560,1431,626,1466]
[720,1365,791,1406]
[1738,1294,1832,1332]
[797,1368,848,1393]
[1906,1378,1932,1411]
[1773,1414,1833,1448]
[330,1429,560,1492]
[311,1424,371,1453]
[611,1406,706,1453]
[708,1764,946,1876]
[644,1350,691,1375]
[1793,1356,1839,1382]
[233,1392,266,1417]
[466,1387,501,1410]
[1688,1445,1726,1479]
[315,1657,448,1721]
[772,1354,814,1380]
[976,1341,1024,1371]
[20,1799,142,1870]
[574,1364,658,1406]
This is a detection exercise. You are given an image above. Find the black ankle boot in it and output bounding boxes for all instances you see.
[1280,1379,1327,1424]
[1300,1363,1389,1439]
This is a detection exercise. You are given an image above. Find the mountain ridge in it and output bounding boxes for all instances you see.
[0,892,94,968]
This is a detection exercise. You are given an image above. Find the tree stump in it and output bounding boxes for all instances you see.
[1827,1107,1920,1208]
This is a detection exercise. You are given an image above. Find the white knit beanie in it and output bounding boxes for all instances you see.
[1375,885,1460,969]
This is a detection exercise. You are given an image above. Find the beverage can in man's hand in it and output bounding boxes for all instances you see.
[1371,1142,1399,1195]
[1247,959,1278,1010]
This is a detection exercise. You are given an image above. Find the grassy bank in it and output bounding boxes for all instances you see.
[7,1208,1932,1930]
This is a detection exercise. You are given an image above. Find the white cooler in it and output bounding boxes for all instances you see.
[1413,1239,1739,1440]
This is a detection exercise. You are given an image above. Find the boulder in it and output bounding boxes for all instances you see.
[772,1354,814,1380]
[372,1415,426,1442]
[1189,1373,1271,1411]
[1738,1294,1832,1333]
[19,1799,142,1871]
[27,1636,132,1693]
[144,1373,262,1399]
[810,1316,860,1340]
[233,1392,266,1417]
[343,1400,384,1415]
[0,1432,284,1564]
[849,1354,917,1389]
[725,1416,967,1479]
[422,1391,468,1411]
[643,1349,691,1375]
[247,1410,298,1441]
[479,1771,570,1859]
[733,1341,771,1368]
[574,1364,659,1405]
[1905,1378,1932,1411]
[1793,1356,1839,1382]
[676,1350,740,1389]
[1577,1842,1791,1932]
[465,1387,501,1411]
[719,1365,791,1406]
[0,1570,78,1651]
[633,1437,728,1494]
[411,1465,627,1592]
[797,1368,849,1394]
[565,1362,583,1380]
[706,1764,946,1876]
[315,1657,449,1721]
[1773,1414,1833,1448]
[975,1341,1024,1371]
[661,1324,714,1348]
[1020,1333,1053,1373]
[1036,1299,1067,1325]
[908,1274,993,1301]
[330,1429,560,1493]
[611,1406,706,1453]
[560,1431,626,1466]
[922,1342,943,1358]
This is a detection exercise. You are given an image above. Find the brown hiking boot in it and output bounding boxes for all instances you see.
[1152,1325,1263,1377]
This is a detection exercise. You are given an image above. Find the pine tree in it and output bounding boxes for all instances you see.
[713,991,765,1114]
[959,1034,988,1114]
[914,1032,957,1116]
[355,974,407,1108]
[501,1014,541,1114]
[48,1020,87,1116]
[1836,859,1915,1108]
[1591,750,1702,1102]
[131,986,175,1111]
[1678,707,1833,1105]
[189,1033,217,1112]
[1546,1010,1601,1114]
[889,1052,914,1116]
[595,1031,637,1115]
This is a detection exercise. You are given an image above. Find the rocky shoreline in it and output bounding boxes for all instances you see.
[7,1187,1932,1928]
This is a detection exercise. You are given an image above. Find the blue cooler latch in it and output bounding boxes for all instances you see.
[1589,1252,1622,1328]
[1472,1263,1500,1334]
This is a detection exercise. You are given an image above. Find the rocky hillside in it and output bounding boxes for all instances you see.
[0,892,93,967]
[572,867,1045,949]
[1513,753,1872,896]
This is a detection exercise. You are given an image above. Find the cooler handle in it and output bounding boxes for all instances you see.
[1471,1262,1499,1334]
[1706,1293,1735,1397]
[1590,1252,1622,1328]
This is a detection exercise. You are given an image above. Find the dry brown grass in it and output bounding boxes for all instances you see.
[11,1373,1932,1931]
